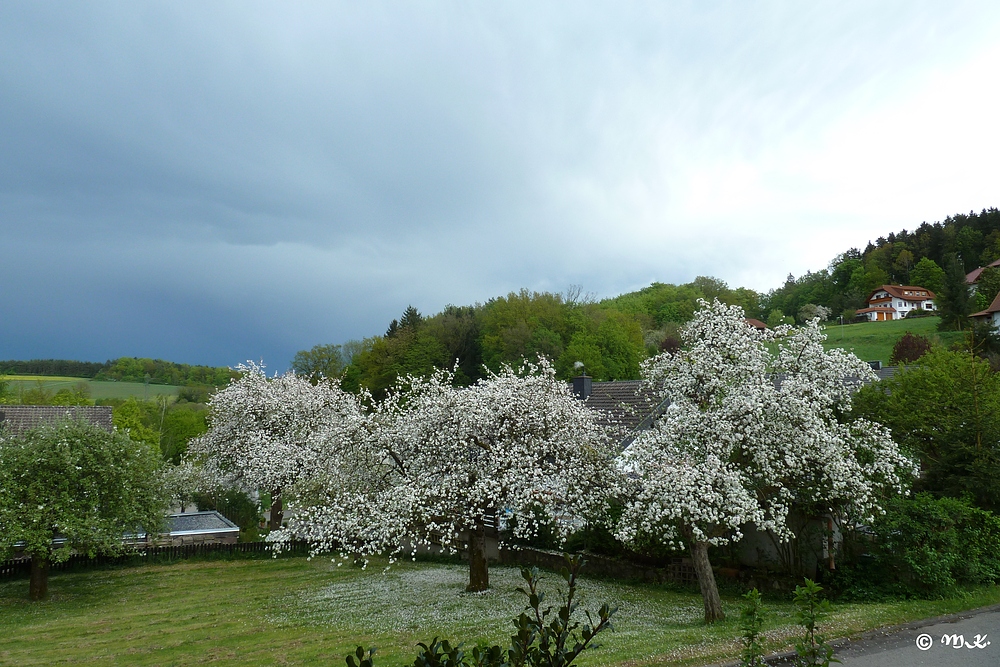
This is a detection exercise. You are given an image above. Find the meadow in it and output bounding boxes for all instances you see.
[2,556,999,667]
[3,375,181,400]
[821,316,965,364]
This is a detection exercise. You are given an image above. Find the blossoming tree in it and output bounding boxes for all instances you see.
[188,363,367,530]
[276,360,617,592]
[615,300,915,623]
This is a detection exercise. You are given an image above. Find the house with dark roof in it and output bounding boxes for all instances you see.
[0,405,113,435]
[571,376,670,448]
[856,285,936,321]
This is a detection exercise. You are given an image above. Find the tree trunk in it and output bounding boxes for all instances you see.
[690,540,724,623]
[466,519,489,592]
[269,487,283,531]
[29,554,49,601]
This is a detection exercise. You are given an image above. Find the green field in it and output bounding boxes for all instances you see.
[2,557,999,666]
[3,376,182,400]
[821,316,965,365]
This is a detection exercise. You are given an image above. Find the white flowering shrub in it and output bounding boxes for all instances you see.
[615,300,916,623]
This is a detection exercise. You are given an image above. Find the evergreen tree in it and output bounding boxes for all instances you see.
[937,253,972,331]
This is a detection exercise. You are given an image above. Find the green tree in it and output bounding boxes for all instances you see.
[937,253,972,331]
[852,348,1000,511]
[974,266,1000,310]
[0,419,166,599]
[159,403,209,463]
[113,398,161,454]
[290,343,347,382]
[909,257,946,294]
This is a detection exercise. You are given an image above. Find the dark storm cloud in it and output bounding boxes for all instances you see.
[2,2,999,367]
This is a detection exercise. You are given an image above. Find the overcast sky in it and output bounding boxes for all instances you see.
[3,2,1000,368]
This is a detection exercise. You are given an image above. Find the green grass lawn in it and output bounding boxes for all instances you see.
[3,375,181,400]
[2,557,999,666]
[822,316,965,364]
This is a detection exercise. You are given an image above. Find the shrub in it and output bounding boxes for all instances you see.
[739,588,766,667]
[792,579,837,667]
[834,494,1000,599]
[889,332,932,365]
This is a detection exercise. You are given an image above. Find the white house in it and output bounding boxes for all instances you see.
[856,285,936,322]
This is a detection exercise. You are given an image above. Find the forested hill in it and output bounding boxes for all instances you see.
[293,207,999,398]
[766,207,1000,321]
[301,278,767,399]
[0,357,236,387]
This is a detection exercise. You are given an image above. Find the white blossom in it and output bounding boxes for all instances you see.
[615,299,917,549]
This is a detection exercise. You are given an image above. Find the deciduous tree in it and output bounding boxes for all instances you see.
[0,419,166,600]
[188,363,367,530]
[615,301,914,623]
[276,360,618,592]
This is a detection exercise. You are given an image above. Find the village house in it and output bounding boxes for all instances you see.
[856,284,936,321]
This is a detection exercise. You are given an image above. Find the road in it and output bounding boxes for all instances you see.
[769,607,1000,667]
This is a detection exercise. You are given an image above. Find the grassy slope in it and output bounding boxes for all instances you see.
[3,376,180,400]
[2,557,999,667]
[822,316,965,364]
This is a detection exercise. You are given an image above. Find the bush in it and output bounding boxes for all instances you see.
[889,332,932,365]
[792,579,836,667]
[739,589,766,667]
[834,494,1000,598]
[903,308,934,318]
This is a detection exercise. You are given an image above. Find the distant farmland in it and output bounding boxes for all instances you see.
[4,376,182,400]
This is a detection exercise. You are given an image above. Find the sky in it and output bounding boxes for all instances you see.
[3,2,1000,369]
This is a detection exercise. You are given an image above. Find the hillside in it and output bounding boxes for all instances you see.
[822,316,964,365]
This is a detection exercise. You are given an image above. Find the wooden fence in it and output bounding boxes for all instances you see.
[1,540,310,580]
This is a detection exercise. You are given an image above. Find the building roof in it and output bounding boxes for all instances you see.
[167,511,240,535]
[584,380,667,431]
[745,318,768,330]
[972,290,1000,317]
[856,306,897,314]
[0,405,114,436]
[866,285,936,302]
[966,258,1000,284]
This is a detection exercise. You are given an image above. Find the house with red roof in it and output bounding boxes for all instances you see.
[856,285,936,322]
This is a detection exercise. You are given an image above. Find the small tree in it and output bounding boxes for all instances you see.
[188,363,367,530]
[889,332,932,365]
[0,419,166,600]
[615,301,914,623]
[793,579,838,667]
